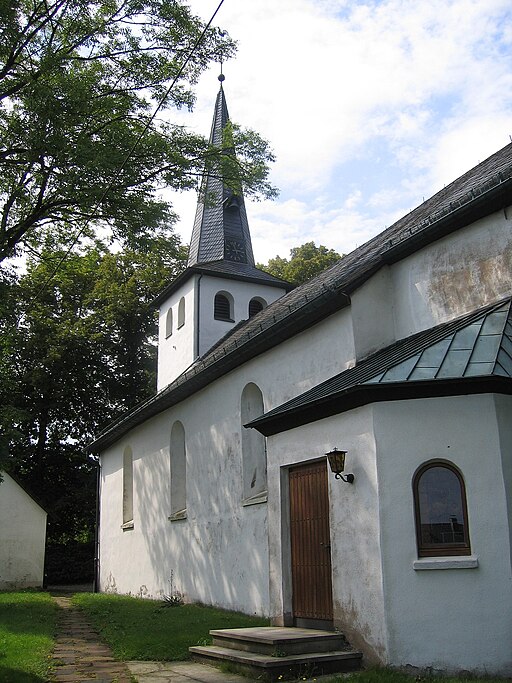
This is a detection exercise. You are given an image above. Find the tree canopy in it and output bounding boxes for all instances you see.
[0,0,277,261]
[0,236,187,544]
[258,241,342,285]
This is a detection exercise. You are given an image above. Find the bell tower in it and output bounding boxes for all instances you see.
[154,75,292,390]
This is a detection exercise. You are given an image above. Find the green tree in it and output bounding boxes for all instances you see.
[0,0,277,262]
[0,237,187,545]
[258,241,342,285]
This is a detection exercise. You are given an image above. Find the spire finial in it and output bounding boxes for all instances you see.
[218,57,225,84]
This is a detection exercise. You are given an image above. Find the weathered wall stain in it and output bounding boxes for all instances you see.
[427,234,511,321]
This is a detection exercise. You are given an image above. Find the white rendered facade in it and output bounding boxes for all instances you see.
[96,139,512,675]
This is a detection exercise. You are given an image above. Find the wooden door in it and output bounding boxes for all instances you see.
[289,460,333,625]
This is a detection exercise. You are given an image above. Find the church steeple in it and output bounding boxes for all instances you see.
[154,75,292,391]
[187,76,255,268]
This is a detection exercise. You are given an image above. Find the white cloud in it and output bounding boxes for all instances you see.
[167,0,512,263]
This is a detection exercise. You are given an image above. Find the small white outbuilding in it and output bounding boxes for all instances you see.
[0,471,47,589]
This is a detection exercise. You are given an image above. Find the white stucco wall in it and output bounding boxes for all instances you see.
[351,266,395,361]
[0,473,47,589]
[99,307,355,610]
[100,376,270,613]
[197,275,287,358]
[348,208,512,363]
[495,394,512,569]
[266,408,388,664]
[157,273,288,390]
[390,208,512,339]
[374,395,512,675]
[157,276,197,390]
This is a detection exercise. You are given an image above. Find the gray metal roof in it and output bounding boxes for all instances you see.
[89,143,512,452]
[187,84,255,268]
[248,297,512,436]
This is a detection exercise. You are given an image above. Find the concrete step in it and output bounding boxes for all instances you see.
[210,627,348,656]
[189,644,363,680]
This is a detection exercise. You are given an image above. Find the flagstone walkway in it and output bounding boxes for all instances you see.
[50,592,249,683]
[51,594,132,682]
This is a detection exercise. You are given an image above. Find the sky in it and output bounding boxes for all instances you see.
[167,0,512,264]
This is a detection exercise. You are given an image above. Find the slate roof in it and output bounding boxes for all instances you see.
[248,297,512,436]
[89,142,512,452]
[187,83,255,268]
[153,259,292,307]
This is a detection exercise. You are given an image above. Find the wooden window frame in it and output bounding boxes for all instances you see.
[413,461,471,558]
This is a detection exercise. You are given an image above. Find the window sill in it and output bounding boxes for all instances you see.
[413,556,479,570]
[121,521,134,531]
[168,509,187,522]
[242,491,268,507]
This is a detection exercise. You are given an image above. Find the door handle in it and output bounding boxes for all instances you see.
[320,542,331,549]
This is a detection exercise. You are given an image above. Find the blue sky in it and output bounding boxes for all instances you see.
[168,0,512,263]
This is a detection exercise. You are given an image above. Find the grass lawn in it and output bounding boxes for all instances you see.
[0,590,58,683]
[338,671,510,683]
[73,592,269,661]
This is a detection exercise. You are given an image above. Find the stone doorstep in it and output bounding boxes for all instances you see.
[190,627,362,679]
[190,644,363,680]
[210,627,348,656]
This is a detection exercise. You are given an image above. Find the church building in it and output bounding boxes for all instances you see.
[91,79,512,676]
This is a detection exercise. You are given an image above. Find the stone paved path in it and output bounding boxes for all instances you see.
[51,595,132,682]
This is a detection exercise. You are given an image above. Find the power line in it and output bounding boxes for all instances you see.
[35,0,227,297]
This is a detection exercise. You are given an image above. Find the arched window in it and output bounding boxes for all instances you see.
[248,297,266,318]
[241,383,267,503]
[122,446,134,528]
[177,297,185,329]
[413,461,470,557]
[165,307,173,337]
[214,292,234,322]
[170,421,186,520]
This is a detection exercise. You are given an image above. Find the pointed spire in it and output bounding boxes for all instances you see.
[187,76,255,268]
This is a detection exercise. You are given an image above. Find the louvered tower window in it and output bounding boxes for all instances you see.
[214,293,233,321]
[249,298,266,318]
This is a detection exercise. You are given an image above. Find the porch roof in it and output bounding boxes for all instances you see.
[247,296,512,436]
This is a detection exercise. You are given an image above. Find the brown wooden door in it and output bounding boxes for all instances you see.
[289,460,333,624]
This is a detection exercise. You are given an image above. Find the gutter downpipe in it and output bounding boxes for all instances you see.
[194,273,203,360]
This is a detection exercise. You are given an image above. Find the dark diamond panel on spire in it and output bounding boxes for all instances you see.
[187,84,255,268]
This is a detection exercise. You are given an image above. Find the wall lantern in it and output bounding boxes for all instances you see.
[326,448,354,483]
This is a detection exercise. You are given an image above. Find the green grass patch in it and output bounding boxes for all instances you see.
[72,592,269,661]
[327,670,510,683]
[0,590,58,683]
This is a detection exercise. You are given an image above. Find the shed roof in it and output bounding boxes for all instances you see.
[248,297,512,436]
